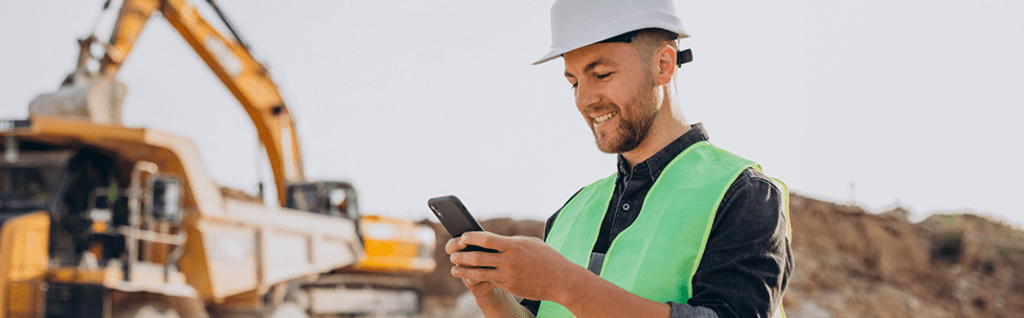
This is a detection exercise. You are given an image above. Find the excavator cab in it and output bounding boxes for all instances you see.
[286,181,360,222]
[286,181,437,273]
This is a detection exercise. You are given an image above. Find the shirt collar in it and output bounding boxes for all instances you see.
[616,123,710,182]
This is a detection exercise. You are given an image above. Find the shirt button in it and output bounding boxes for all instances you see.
[622,203,630,211]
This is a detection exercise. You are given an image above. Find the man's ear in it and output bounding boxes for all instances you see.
[653,45,677,86]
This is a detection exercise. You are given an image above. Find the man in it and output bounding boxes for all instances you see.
[446,0,792,317]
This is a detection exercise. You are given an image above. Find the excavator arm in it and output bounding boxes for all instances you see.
[100,0,304,206]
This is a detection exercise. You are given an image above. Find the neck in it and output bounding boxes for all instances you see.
[621,90,688,168]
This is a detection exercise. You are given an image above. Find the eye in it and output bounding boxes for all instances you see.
[596,72,613,79]
[570,82,578,90]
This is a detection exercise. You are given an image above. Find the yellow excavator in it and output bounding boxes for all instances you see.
[0,0,435,317]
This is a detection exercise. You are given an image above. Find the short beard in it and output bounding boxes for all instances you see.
[594,76,659,154]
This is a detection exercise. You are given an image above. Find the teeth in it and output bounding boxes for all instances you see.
[594,111,618,124]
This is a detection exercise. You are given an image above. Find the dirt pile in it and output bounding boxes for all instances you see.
[417,194,1024,317]
[785,194,1024,317]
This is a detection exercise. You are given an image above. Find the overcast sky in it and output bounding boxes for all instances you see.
[2,1,1022,227]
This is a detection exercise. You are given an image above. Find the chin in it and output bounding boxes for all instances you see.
[594,137,618,154]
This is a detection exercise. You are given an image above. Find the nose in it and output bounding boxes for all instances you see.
[574,81,600,111]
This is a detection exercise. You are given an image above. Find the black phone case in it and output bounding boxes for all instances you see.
[428,195,498,253]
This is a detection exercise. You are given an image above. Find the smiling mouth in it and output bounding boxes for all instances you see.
[593,111,618,124]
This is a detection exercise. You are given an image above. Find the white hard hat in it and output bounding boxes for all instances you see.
[533,0,689,65]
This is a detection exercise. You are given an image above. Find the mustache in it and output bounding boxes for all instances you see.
[584,102,620,116]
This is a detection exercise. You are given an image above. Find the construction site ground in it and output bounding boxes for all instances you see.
[413,193,1024,318]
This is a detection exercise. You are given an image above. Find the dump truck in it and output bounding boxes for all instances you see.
[0,0,435,317]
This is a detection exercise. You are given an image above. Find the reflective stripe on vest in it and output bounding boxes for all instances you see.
[537,141,758,317]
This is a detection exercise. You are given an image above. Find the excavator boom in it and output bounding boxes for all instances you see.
[101,0,303,205]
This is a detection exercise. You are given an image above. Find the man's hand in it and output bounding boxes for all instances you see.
[445,232,671,318]
[445,232,589,303]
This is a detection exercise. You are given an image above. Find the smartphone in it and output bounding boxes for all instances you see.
[427,195,498,253]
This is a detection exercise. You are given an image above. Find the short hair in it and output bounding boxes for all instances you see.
[630,28,679,65]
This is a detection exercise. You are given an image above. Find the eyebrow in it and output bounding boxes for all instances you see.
[564,58,614,78]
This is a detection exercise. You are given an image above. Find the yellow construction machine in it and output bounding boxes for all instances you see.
[0,0,435,317]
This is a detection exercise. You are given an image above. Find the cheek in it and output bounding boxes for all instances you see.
[609,83,640,108]
[578,108,592,125]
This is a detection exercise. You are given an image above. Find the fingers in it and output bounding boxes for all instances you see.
[447,232,515,255]
[451,264,500,283]
[450,249,502,268]
[460,231,512,251]
[444,237,466,255]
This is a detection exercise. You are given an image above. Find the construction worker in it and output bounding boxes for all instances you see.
[446,0,792,317]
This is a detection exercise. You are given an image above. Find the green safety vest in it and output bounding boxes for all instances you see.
[537,141,789,318]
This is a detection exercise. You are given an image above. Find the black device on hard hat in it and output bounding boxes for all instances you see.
[677,49,693,66]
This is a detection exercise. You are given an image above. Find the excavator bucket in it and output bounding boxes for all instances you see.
[28,75,126,126]
[28,35,126,126]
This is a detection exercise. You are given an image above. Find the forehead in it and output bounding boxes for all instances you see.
[562,42,640,76]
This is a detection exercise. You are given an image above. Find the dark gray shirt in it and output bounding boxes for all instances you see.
[521,123,792,318]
